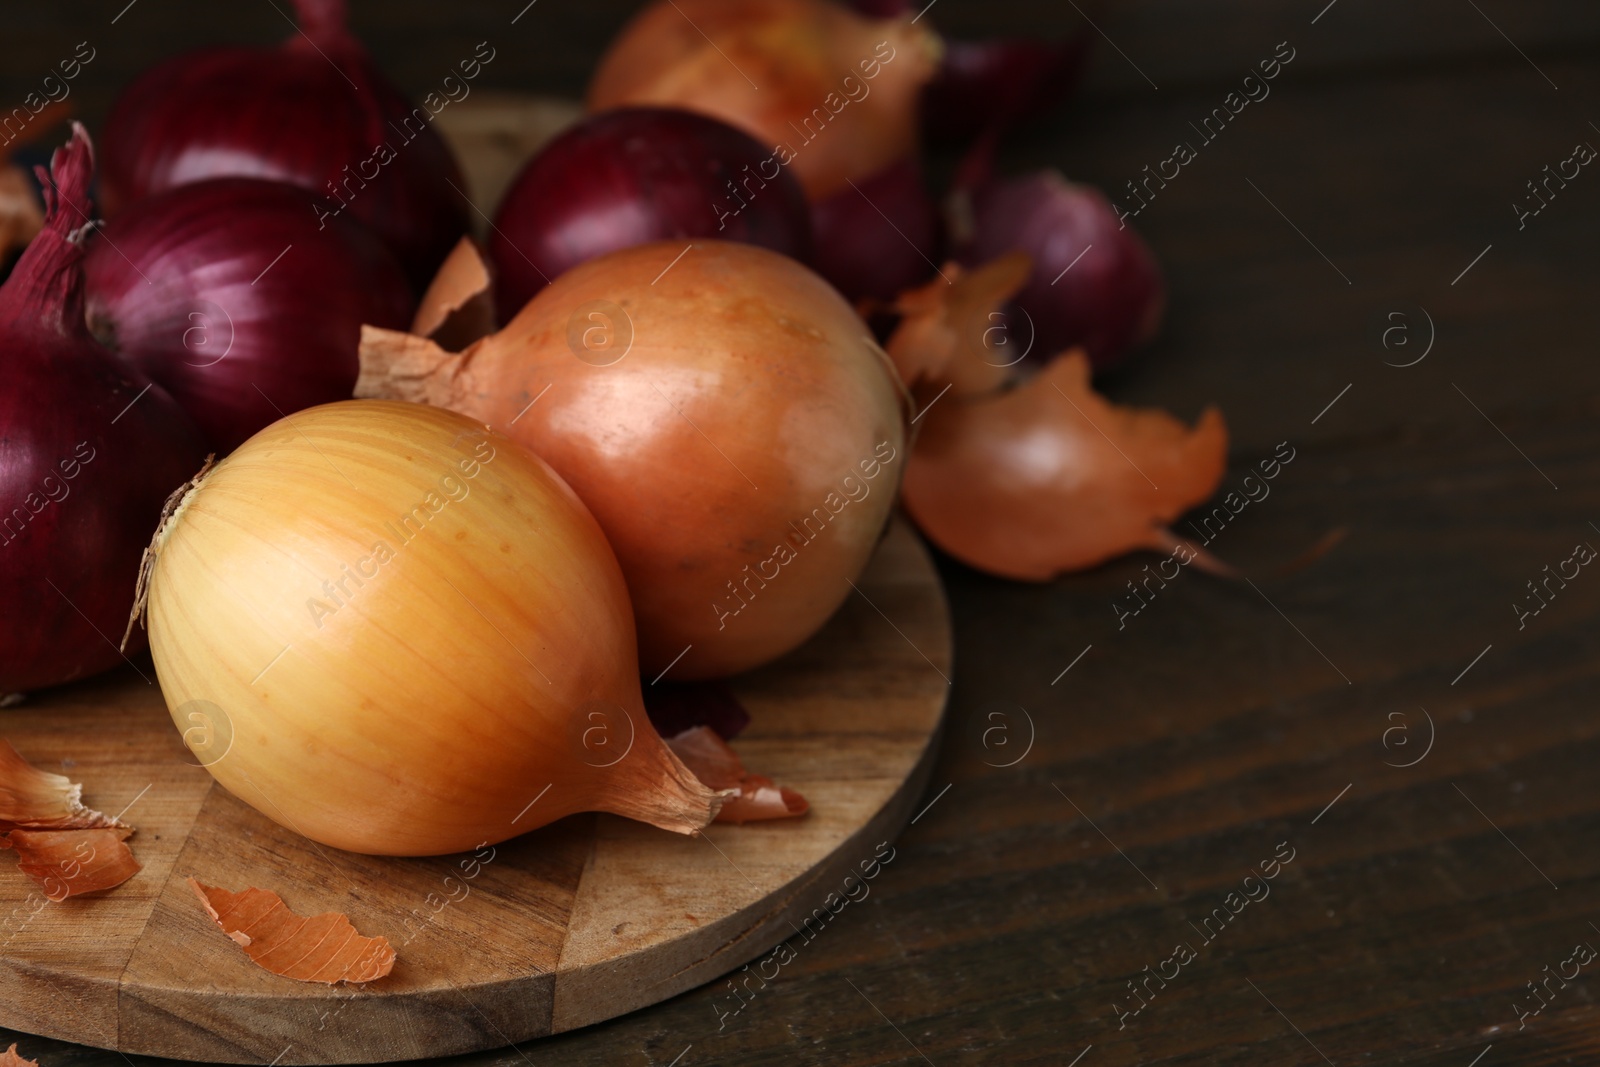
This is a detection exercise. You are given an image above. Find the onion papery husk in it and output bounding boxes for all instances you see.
[901,352,1228,580]
[189,878,396,984]
[587,0,941,202]
[139,400,724,856]
[886,252,1227,579]
[5,826,140,899]
[413,235,497,350]
[886,251,1032,397]
[0,738,128,832]
[358,239,907,679]
[0,1044,37,1067]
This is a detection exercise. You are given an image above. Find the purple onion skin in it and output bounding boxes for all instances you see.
[98,10,469,292]
[810,156,939,304]
[924,34,1092,147]
[0,127,206,695]
[961,171,1165,372]
[837,0,1091,145]
[83,179,414,453]
[489,107,812,317]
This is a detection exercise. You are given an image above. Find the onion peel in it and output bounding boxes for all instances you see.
[0,741,140,898]
[720,775,809,823]
[188,877,396,984]
[5,827,140,899]
[0,739,128,833]
[886,251,1032,397]
[413,236,496,350]
[355,326,471,408]
[901,352,1229,580]
[0,1044,38,1067]
[666,726,808,824]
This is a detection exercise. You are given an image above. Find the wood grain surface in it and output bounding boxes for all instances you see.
[0,520,949,1063]
[3,1,1600,1065]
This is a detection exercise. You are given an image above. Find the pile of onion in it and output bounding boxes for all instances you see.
[134,400,724,856]
[489,107,812,314]
[98,0,468,290]
[358,239,907,679]
[587,0,942,302]
[83,178,415,452]
[0,125,204,695]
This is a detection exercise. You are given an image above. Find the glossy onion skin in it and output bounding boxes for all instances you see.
[0,126,206,694]
[489,107,812,315]
[83,179,415,453]
[587,0,939,201]
[146,401,709,856]
[98,21,469,290]
[363,241,907,678]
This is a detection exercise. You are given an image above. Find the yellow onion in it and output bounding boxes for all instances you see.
[358,240,908,680]
[136,400,722,856]
[587,0,939,201]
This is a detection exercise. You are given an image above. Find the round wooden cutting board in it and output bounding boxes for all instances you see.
[0,517,950,1064]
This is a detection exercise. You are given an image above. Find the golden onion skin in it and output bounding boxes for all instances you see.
[145,400,717,856]
[360,240,909,679]
[586,0,940,200]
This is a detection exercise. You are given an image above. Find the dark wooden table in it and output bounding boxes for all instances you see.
[6,1,1600,1064]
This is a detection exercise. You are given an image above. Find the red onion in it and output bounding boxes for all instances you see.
[810,156,939,303]
[958,170,1164,371]
[98,0,468,291]
[489,107,811,314]
[83,178,414,452]
[838,0,1091,145]
[0,126,205,696]
[924,34,1092,146]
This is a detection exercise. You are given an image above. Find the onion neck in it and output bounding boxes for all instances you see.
[1,227,88,340]
[600,741,728,835]
[0,123,94,342]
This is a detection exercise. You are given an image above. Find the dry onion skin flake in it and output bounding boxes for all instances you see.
[0,1043,39,1067]
[0,739,141,898]
[188,877,396,984]
[137,400,722,857]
